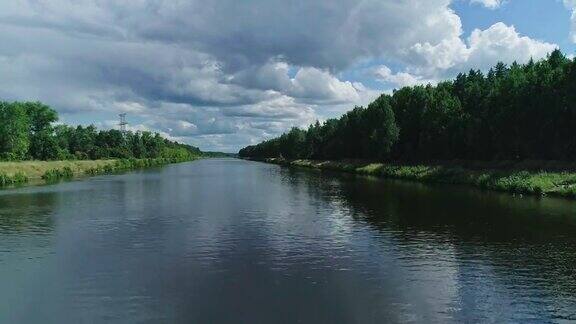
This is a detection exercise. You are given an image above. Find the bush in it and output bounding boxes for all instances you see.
[0,171,29,187]
[0,152,18,161]
[42,167,74,182]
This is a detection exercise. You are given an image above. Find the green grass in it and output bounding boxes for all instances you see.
[42,167,74,182]
[84,157,198,176]
[0,156,200,188]
[0,172,28,187]
[263,158,576,199]
[0,160,117,179]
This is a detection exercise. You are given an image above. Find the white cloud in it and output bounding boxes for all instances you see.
[374,65,435,88]
[408,22,557,78]
[0,0,563,151]
[0,0,465,71]
[470,0,503,9]
[466,23,556,67]
[231,62,361,104]
[289,68,360,104]
[373,22,556,91]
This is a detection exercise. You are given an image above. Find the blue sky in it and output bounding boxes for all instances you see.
[0,0,574,152]
[455,0,574,52]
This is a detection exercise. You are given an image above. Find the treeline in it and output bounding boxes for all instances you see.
[240,50,576,162]
[202,151,237,158]
[0,101,201,161]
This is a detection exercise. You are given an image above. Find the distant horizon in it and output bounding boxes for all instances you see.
[1,0,575,152]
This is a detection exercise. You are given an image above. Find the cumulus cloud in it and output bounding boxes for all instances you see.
[374,66,435,88]
[0,0,465,71]
[466,23,556,67]
[407,22,556,78]
[230,62,360,104]
[374,22,555,89]
[470,0,503,9]
[289,68,360,104]
[0,0,562,151]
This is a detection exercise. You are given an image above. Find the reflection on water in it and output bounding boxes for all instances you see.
[296,170,576,322]
[0,159,576,323]
[0,192,57,234]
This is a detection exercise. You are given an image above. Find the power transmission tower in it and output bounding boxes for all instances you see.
[119,113,128,134]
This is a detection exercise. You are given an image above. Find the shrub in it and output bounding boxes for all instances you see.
[42,167,74,182]
[0,171,29,187]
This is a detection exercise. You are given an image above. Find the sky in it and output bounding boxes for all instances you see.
[0,0,575,153]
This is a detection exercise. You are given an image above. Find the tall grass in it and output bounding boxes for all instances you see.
[42,167,74,182]
[264,158,576,199]
[0,156,199,188]
[0,172,28,187]
[85,157,198,176]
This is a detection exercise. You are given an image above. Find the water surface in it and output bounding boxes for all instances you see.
[1,159,576,323]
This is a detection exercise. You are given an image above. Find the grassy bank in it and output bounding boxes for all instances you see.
[260,158,576,199]
[0,157,198,188]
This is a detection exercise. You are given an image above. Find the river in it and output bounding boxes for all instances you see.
[1,159,575,323]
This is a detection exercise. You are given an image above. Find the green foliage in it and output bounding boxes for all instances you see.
[42,167,74,182]
[240,50,576,162]
[0,172,28,187]
[0,156,202,188]
[24,102,58,133]
[269,158,576,199]
[0,101,203,162]
[202,151,236,158]
[29,130,60,160]
[85,157,199,176]
[240,94,399,160]
[0,102,30,160]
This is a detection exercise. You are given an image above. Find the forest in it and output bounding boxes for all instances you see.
[0,101,201,162]
[239,50,576,162]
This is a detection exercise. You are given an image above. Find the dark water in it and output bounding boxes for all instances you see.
[1,159,576,323]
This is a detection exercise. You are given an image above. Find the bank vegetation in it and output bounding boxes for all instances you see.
[0,101,203,187]
[240,50,576,198]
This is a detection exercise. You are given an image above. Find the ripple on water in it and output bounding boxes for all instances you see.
[1,160,576,323]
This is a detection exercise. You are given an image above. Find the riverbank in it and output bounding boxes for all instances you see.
[0,157,199,188]
[257,158,576,199]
